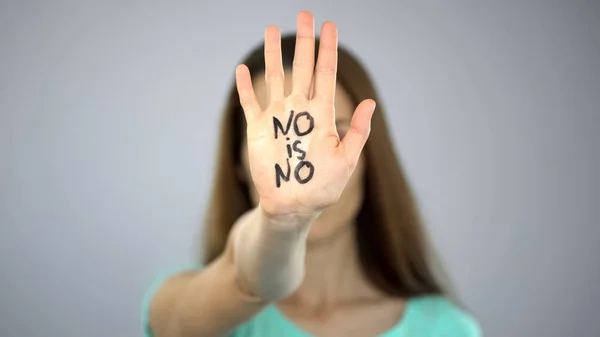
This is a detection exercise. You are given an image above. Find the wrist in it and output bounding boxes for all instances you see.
[257,203,320,231]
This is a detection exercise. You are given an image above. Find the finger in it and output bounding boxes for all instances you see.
[291,11,315,98]
[339,99,376,167]
[264,25,285,103]
[235,64,261,120]
[313,22,338,105]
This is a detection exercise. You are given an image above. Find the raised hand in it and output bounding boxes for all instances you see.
[235,11,376,219]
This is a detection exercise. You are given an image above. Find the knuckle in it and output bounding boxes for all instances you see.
[293,59,314,70]
[317,66,336,76]
[349,125,368,137]
[296,35,314,42]
[288,93,308,104]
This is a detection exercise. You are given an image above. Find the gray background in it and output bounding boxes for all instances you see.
[1,1,598,336]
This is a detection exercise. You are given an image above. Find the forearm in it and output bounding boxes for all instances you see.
[234,205,318,301]
[148,206,317,337]
[149,248,265,337]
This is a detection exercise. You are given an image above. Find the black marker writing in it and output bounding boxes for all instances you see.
[273,110,315,139]
[294,161,314,184]
[273,110,315,187]
[273,110,294,139]
[292,140,306,160]
[293,111,314,136]
[275,158,291,188]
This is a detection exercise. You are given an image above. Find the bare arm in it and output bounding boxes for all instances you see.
[147,207,316,337]
[148,9,374,337]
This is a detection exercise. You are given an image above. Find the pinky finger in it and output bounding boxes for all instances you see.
[339,99,376,167]
[235,64,261,120]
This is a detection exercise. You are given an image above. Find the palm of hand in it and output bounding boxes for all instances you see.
[236,12,375,217]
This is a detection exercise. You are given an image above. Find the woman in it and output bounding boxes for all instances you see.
[143,11,481,337]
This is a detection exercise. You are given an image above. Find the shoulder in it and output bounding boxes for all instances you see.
[409,295,482,337]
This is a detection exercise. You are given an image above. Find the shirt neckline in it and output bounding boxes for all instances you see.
[268,298,416,336]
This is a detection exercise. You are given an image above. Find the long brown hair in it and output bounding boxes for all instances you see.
[203,34,448,298]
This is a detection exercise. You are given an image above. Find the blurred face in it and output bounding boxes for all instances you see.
[240,69,366,242]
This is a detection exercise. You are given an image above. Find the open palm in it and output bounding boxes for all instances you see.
[235,11,376,218]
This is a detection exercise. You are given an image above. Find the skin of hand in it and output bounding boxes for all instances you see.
[235,12,377,227]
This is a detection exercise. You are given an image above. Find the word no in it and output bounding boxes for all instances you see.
[273,110,315,188]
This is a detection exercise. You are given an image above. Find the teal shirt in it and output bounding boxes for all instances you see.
[142,270,481,337]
